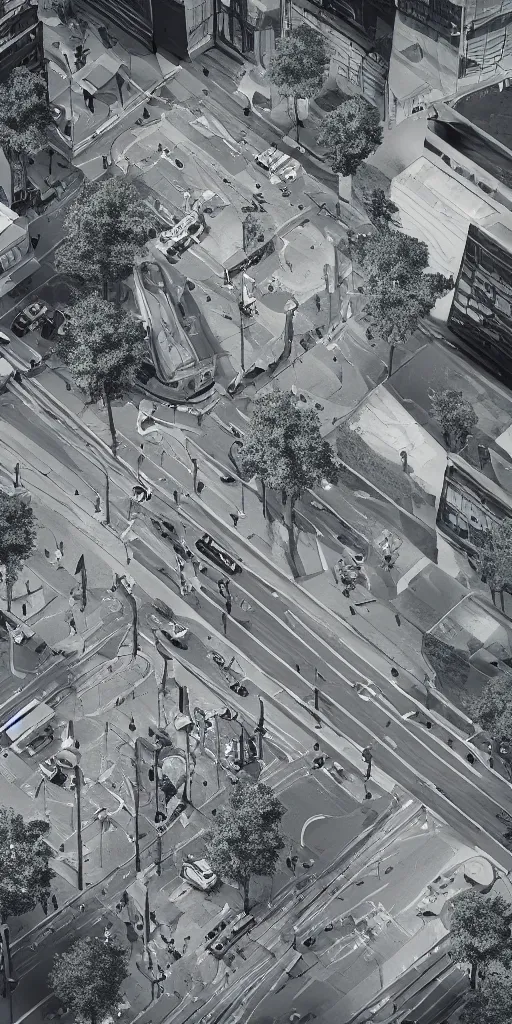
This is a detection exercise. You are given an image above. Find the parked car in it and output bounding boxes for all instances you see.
[11,301,49,337]
[180,856,218,892]
[154,627,188,657]
[195,534,241,575]
[149,615,188,639]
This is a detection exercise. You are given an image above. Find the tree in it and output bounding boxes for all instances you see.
[449,891,512,988]
[470,672,512,745]
[353,229,453,377]
[205,782,284,913]
[474,518,512,610]
[55,296,146,454]
[422,633,470,692]
[460,964,512,1024]
[430,389,478,451]
[0,68,52,195]
[362,188,399,229]
[316,97,383,177]
[0,809,54,922]
[239,391,338,573]
[50,937,129,1024]
[0,493,36,611]
[55,178,153,301]
[268,25,328,141]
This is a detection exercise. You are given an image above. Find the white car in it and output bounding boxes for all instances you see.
[40,749,80,781]
[180,856,218,891]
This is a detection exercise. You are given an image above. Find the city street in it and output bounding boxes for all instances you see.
[2,374,512,874]
[2,15,512,1024]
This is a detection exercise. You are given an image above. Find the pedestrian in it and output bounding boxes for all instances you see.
[51,894,58,911]
[229,513,239,528]
[54,548,63,569]
[79,904,86,913]
[31,234,40,250]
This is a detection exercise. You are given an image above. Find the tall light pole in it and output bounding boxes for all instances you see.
[134,737,142,873]
[229,439,245,514]
[1,925,14,1024]
[74,765,84,890]
[63,53,75,150]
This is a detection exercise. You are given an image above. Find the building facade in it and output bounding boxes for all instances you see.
[73,0,154,50]
[0,200,39,297]
[448,221,512,382]
[388,0,512,125]
[0,0,44,83]
[438,454,512,556]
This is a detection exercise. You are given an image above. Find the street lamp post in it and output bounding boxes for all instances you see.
[1,925,14,1024]
[229,439,245,515]
[63,53,75,150]
[74,765,84,890]
[134,738,142,873]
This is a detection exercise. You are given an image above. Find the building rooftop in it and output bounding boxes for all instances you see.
[453,83,512,154]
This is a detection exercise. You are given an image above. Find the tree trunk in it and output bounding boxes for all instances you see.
[6,580,12,612]
[491,588,496,607]
[500,589,506,613]
[469,963,477,990]
[293,95,300,142]
[115,279,121,306]
[443,430,451,449]
[103,388,118,457]
[102,279,109,301]
[242,878,251,914]
[387,343,395,379]
[261,478,267,519]
[284,493,299,578]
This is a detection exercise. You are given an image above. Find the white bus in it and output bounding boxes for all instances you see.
[0,700,55,754]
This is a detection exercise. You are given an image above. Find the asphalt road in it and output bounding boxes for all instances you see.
[3,383,512,876]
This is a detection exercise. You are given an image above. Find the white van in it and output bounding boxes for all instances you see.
[0,700,55,755]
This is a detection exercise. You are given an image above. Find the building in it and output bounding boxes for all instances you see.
[390,84,512,380]
[437,453,512,555]
[0,200,39,296]
[0,0,44,83]
[388,0,512,126]
[448,220,512,382]
[72,0,213,59]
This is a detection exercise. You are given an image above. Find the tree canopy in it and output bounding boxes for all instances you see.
[205,781,285,912]
[50,937,129,1024]
[461,962,512,1024]
[240,391,338,499]
[0,493,36,610]
[268,26,328,138]
[449,890,512,986]
[430,388,478,451]
[470,672,512,741]
[362,188,399,229]
[353,229,453,375]
[56,295,146,452]
[0,68,52,163]
[55,178,153,295]
[240,391,338,570]
[0,809,54,923]
[473,518,512,608]
[316,97,383,177]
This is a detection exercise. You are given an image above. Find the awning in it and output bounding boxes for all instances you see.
[4,256,40,287]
